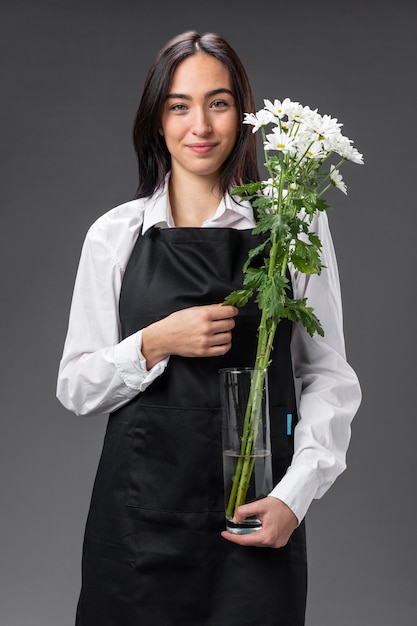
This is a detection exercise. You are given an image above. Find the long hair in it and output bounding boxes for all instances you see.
[132,31,260,199]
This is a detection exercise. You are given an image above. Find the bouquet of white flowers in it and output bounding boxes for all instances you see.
[223,97,363,522]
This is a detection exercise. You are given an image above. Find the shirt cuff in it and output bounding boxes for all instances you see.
[269,463,322,524]
[114,330,169,391]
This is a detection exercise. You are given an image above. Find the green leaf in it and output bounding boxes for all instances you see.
[283,298,324,337]
[231,182,262,196]
[242,250,268,279]
[243,267,266,290]
[253,213,289,237]
[308,232,322,249]
[291,239,322,274]
[244,240,268,266]
[223,289,253,308]
[288,215,308,237]
[315,197,331,212]
[256,275,289,323]
[251,195,276,211]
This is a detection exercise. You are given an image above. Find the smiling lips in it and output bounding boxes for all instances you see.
[186,142,218,154]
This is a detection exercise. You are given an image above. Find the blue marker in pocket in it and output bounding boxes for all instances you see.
[286,413,292,436]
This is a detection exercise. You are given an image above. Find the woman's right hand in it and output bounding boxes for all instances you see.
[141,304,238,369]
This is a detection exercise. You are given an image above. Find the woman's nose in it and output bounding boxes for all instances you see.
[191,108,212,135]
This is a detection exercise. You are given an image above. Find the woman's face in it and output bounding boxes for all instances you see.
[160,53,239,184]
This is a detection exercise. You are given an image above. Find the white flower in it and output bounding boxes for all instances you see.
[330,168,347,195]
[293,104,318,126]
[298,138,326,160]
[264,97,296,120]
[264,129,297,155]
[285,101,305,122]
[263,178,280,200]
[242,97,362,206]
[308,113,343,150]
[335,135,364,164]
[243,110,274,132]
[346,146,364,164]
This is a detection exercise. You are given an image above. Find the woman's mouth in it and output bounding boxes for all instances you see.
[186,143,218,154]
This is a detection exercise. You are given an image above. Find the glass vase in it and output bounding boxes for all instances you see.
[219,367,272,534]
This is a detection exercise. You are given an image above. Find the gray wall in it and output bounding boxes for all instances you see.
[1,1,416,624]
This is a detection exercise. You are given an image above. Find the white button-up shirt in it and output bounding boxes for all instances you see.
[56,179,361,522]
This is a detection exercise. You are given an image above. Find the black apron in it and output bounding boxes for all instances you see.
[76,227,307,626]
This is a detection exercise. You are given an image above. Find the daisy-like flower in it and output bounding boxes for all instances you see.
[264,129,297,155]
[262,178,290,198]
[285,101,305,123]
[330,168,347,195]
[335,135,364,164]
[295,105,319,127]
[309,113,343,150]
[299,138,326,160]
[264,97,296,120]
[346,146,364,165]
[262,177,280,201]
[243,110,274,132]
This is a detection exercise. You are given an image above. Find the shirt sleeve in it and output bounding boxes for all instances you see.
[56,224,168,416]
[269,210,362,522]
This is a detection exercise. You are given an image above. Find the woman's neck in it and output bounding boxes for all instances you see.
[168,171,223,227]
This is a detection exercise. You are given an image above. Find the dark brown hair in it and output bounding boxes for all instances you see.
[132,31,260,198]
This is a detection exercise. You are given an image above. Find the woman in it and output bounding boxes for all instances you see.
[57,31,361,625]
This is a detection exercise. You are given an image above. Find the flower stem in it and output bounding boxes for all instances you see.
[226,368,266,516]
[225,231,289,519]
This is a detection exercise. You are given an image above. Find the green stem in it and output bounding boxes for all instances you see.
[233,368,265,510]
[225,151,290,522]
[225,377,256,518]
[317,157,347,196]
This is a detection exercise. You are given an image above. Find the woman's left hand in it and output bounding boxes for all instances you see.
[221,496,298,548]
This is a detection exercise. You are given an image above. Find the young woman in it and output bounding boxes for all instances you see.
[57,31,361,626]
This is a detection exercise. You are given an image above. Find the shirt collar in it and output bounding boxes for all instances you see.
[141,173,255,234]
[141,175,174,233]
[207,192,255,227]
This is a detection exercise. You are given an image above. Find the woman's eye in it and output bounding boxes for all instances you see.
[171,103,187,112]
[211,100,227,109]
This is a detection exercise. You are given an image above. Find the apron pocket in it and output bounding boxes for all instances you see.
[125,405,224,513]
[269,405,297,480]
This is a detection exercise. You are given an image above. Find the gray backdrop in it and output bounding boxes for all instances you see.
[1,1,416,624]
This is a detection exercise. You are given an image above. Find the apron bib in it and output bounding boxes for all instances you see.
[76,227,307,626]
